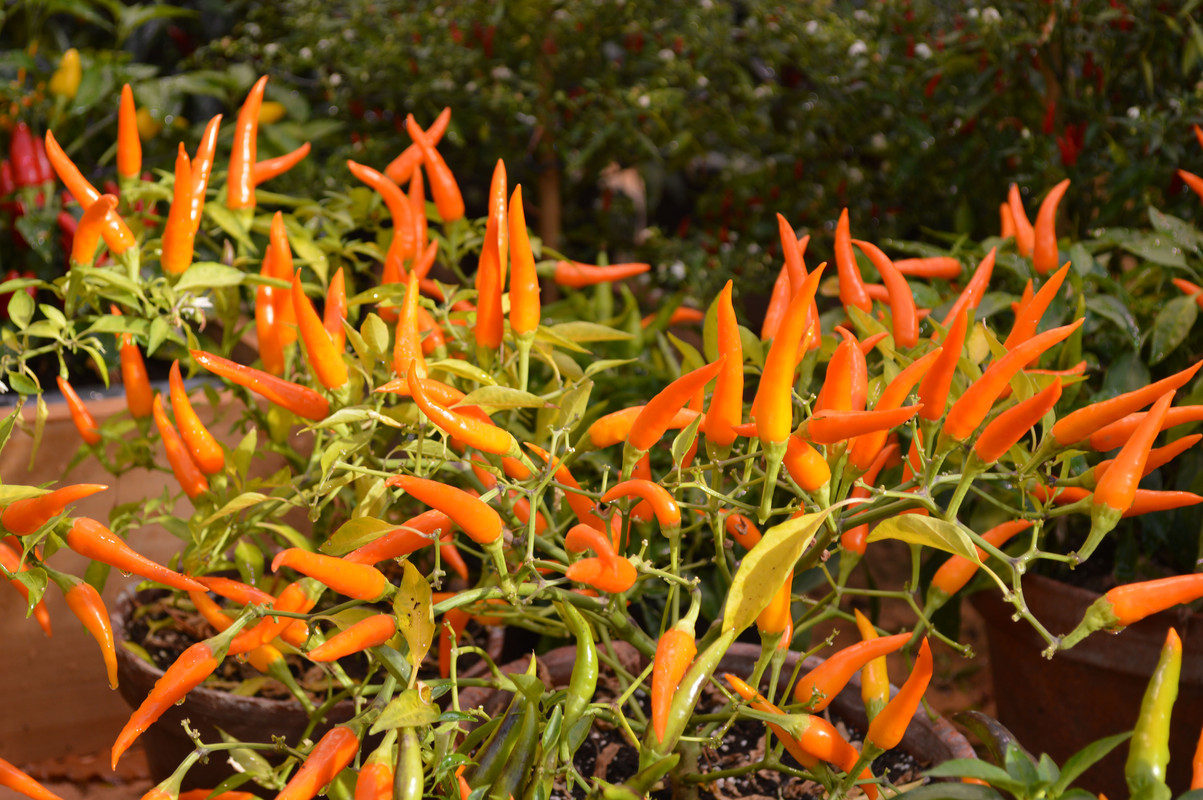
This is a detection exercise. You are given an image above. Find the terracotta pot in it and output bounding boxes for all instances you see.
[460,641,975,793]
[113,586,505,792]
[973,572,1203,797]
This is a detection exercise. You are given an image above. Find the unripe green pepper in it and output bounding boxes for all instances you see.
[1125,628,1181,800]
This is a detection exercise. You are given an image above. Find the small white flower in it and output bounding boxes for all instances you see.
[914,42,932,59]
[264,43,279,56]
[465,82,477,93]
[299,47,313,60]
[804,20,819,35]
[669,261,687,280]
[658,48,675,61]
[697,75,709,87]
[870,132,888,150]
[329,73,342,86]
[848,167,864,185]
[848,40,869,57]
[492,65,513,80]
[968,7,980,18]
[245,23,261,37]
[1127,106,1141,119]
[853,9,871,22]
[342,28,355,41]
[981,7,1001,22]
[638,94,651,108]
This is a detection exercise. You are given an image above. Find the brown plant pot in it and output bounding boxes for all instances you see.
[113,586,505,792]
[459,641,975,794]
[972,572,1203,797]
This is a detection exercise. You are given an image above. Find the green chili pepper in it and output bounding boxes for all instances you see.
[1125,628,1181,800]
[491,698,540,800]
[642,628,737,766]
[466,693,525,789]
[393,728,423,800]
[558,600,599,754]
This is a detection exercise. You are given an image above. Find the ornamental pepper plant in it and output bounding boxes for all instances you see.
[6,72,1203,800]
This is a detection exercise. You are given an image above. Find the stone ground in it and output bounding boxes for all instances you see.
[0,543,997,800]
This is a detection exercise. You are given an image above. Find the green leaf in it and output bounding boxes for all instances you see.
[738,325,763,369]
[204,204,256,251]
[667,332,705,373]
[1120,236,1187,268]
[427,359,496,385]
[1051,731,1131,795]
[723,508,834,634]
[147,316,172,357]
[199,492,271,526]
[1086,295,1141,349]
[1148,207,1203,254]
[1148,295,1197,365]
[231,429,257,480]
[361,313,389,359]
[370,688,439,734]
[457,386,549,410]
[393,561,433,672]
[549,321,634,343]
[7,289,33,330]
[867,515,980,561]
[555,379,592,434]
[7,371,38,395]
[321,517,396,556]
[584,358,636,378]
[670,412,703,467]
[175,263,246,292]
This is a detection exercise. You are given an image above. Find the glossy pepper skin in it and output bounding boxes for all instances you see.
[508,184,540,336]
[753,265,826,444]
[651,626,697,743]
[1032,179,1070,274]
[44,131,135,252]
[854,610,890,720]
[117,85,142,181]
[57,376,101,445]
[1003,262,1071,349]
[65,518,206,593]
[405,113,463,222]
[1051,360,1203,447]
[387,475,501,545]
[160,143,195,274]
[152,394,210,500]
[118,333,154,420]
[0,756,66,800]
[834,208,872,313]
[191,350,329,421]
[866,638,933,751]
[0,540,52,636]
[1008,184,1035,257]
[853,239,918,348]
[972,378,1063,465]
[552,260,651,288]
[61,576,118,689]
[277,726,361,800]
[794,633,910,710]
[226,76,268,211]
[628,359,724,452]
[168,361,224,475]
[474,159,507,351]
[936,248,995,339]
[2,483,107,535]
[1126,628,1181,800]
[406,362,514,455]
[307,614,397,662]
[704,280,744,448]
[271,549,389,601]
[292,273,348,390]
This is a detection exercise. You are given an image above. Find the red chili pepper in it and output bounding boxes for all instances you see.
[253,142,310,187]
[1088,405,1203,452]
[1032,179,1070,274]
[405,113,464,222]
[307,614,396,662]
[509,185,540,337]
[32,137,54,187]
[849,349,943,470]
[651,623,697,742]
[71,194,117,267]
[1052,360,1203,447]
[800,405,923,446]
[324,267,347,353]
[276,726,361,800]
[384,107,450,185]
[191,350,329,420]
[753,265,826,445]
[794,633,910,709]
[344,509,454,565]
[0,540,52,636]
[1008,184,1035,257]
[1004,262,1070,349]
[347,159,415,264]
[601,479,681,538]
[1,482,107,535]
[783,436,831,493]
[387,474,501,544]
[160,143,195,275]
[292,273,348,390]
[117,85,142,181]
[152,394,210,499]
[44,131,135,252]
[226,75,268,211]
[552,260,651,288]
[10,123,38,187]
[0,756,65,800]
[853,239,918,348]
[56,376,101,445]
[628,359,725,452]
[942,319,1082,441]
[866,638,932,751]
[111,639,221,767]
[168,361,224,475]
[475,159,507,351]
[834,208,871,313]
[936,248,995,339]
[973,378,1063,464]
[893,257,961,280]
[272,549,389,601]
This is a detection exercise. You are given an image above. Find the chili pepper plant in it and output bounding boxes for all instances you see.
[5,72,1203,800]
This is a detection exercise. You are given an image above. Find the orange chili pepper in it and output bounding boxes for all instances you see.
[1086,434,1201,489]
[853,239,918,348]
[724,512,762,550]
[275,726,361,800]
[354,761,393,800]
[252,142,310,186]
[406,362,514,455]
[1032,179,1070,274]
[226,75,268,211]
[324,267,347,353]
[508,185,541,337]
[601,479,681,538]
[1093,391,1175,520]
[57,375,101,445]
[794,633,910,710]
[928,520,1032,603]
[1178,169,1203,201]
[1173,277,1203,310]
[801,405,923,446]
[1003,262,1070,349]
[2,483,107,535]
[848,348,942,470]
[760,263,791,341]
[405,113,464,223]
[409,161,428,251]
[552,260,651,288]
[0,757,64,800]
[815,326,866,413]
[187,115,222,235]
[292,274,348,390]
[840,442,900,555]
[44,130,135,253]
[384,107,451,184]
[893,257,961,280]
[152,394,209,499]
[392,271,428,380]
[834,208,871,313]
[783,436,831,493]
[118,88,144,178]
[936,248,995,338]
[344,509,454,565]
[168,361,224,475]
[474,160,507,351]
[58,575,117,690]
[0,540,52,636]
[307,614,397,662]
[866,638,933,751]
[972,378,1063,465]
[160,143,195,275]
[1034,485,1203,517]
[387,474,501,545]
[628,359,725,452]
[854,611,890,720]
[651,622,697,743]
[255,260,285,376]
[1008,184,1035,257]
[941,319,1082,441]
[227,580,319,654]
[586,405,701,449]
[272,549,389,601]
[756,570,793,636]
[917,308,968,424]
[565,554,637,594]
[110,308,154,419]
[195,576,275,607]
[1051,360,1203,447]
[704,279,744,449]
[192,350,329,420]
[71,195,117,267]
[777,213,807,290]
[347,159,415,264]
[1104,574,1203,628]
[752,265,826,445]
[642,307,705,328]
[1088,405,1203,452]
[999,202,1016,239]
